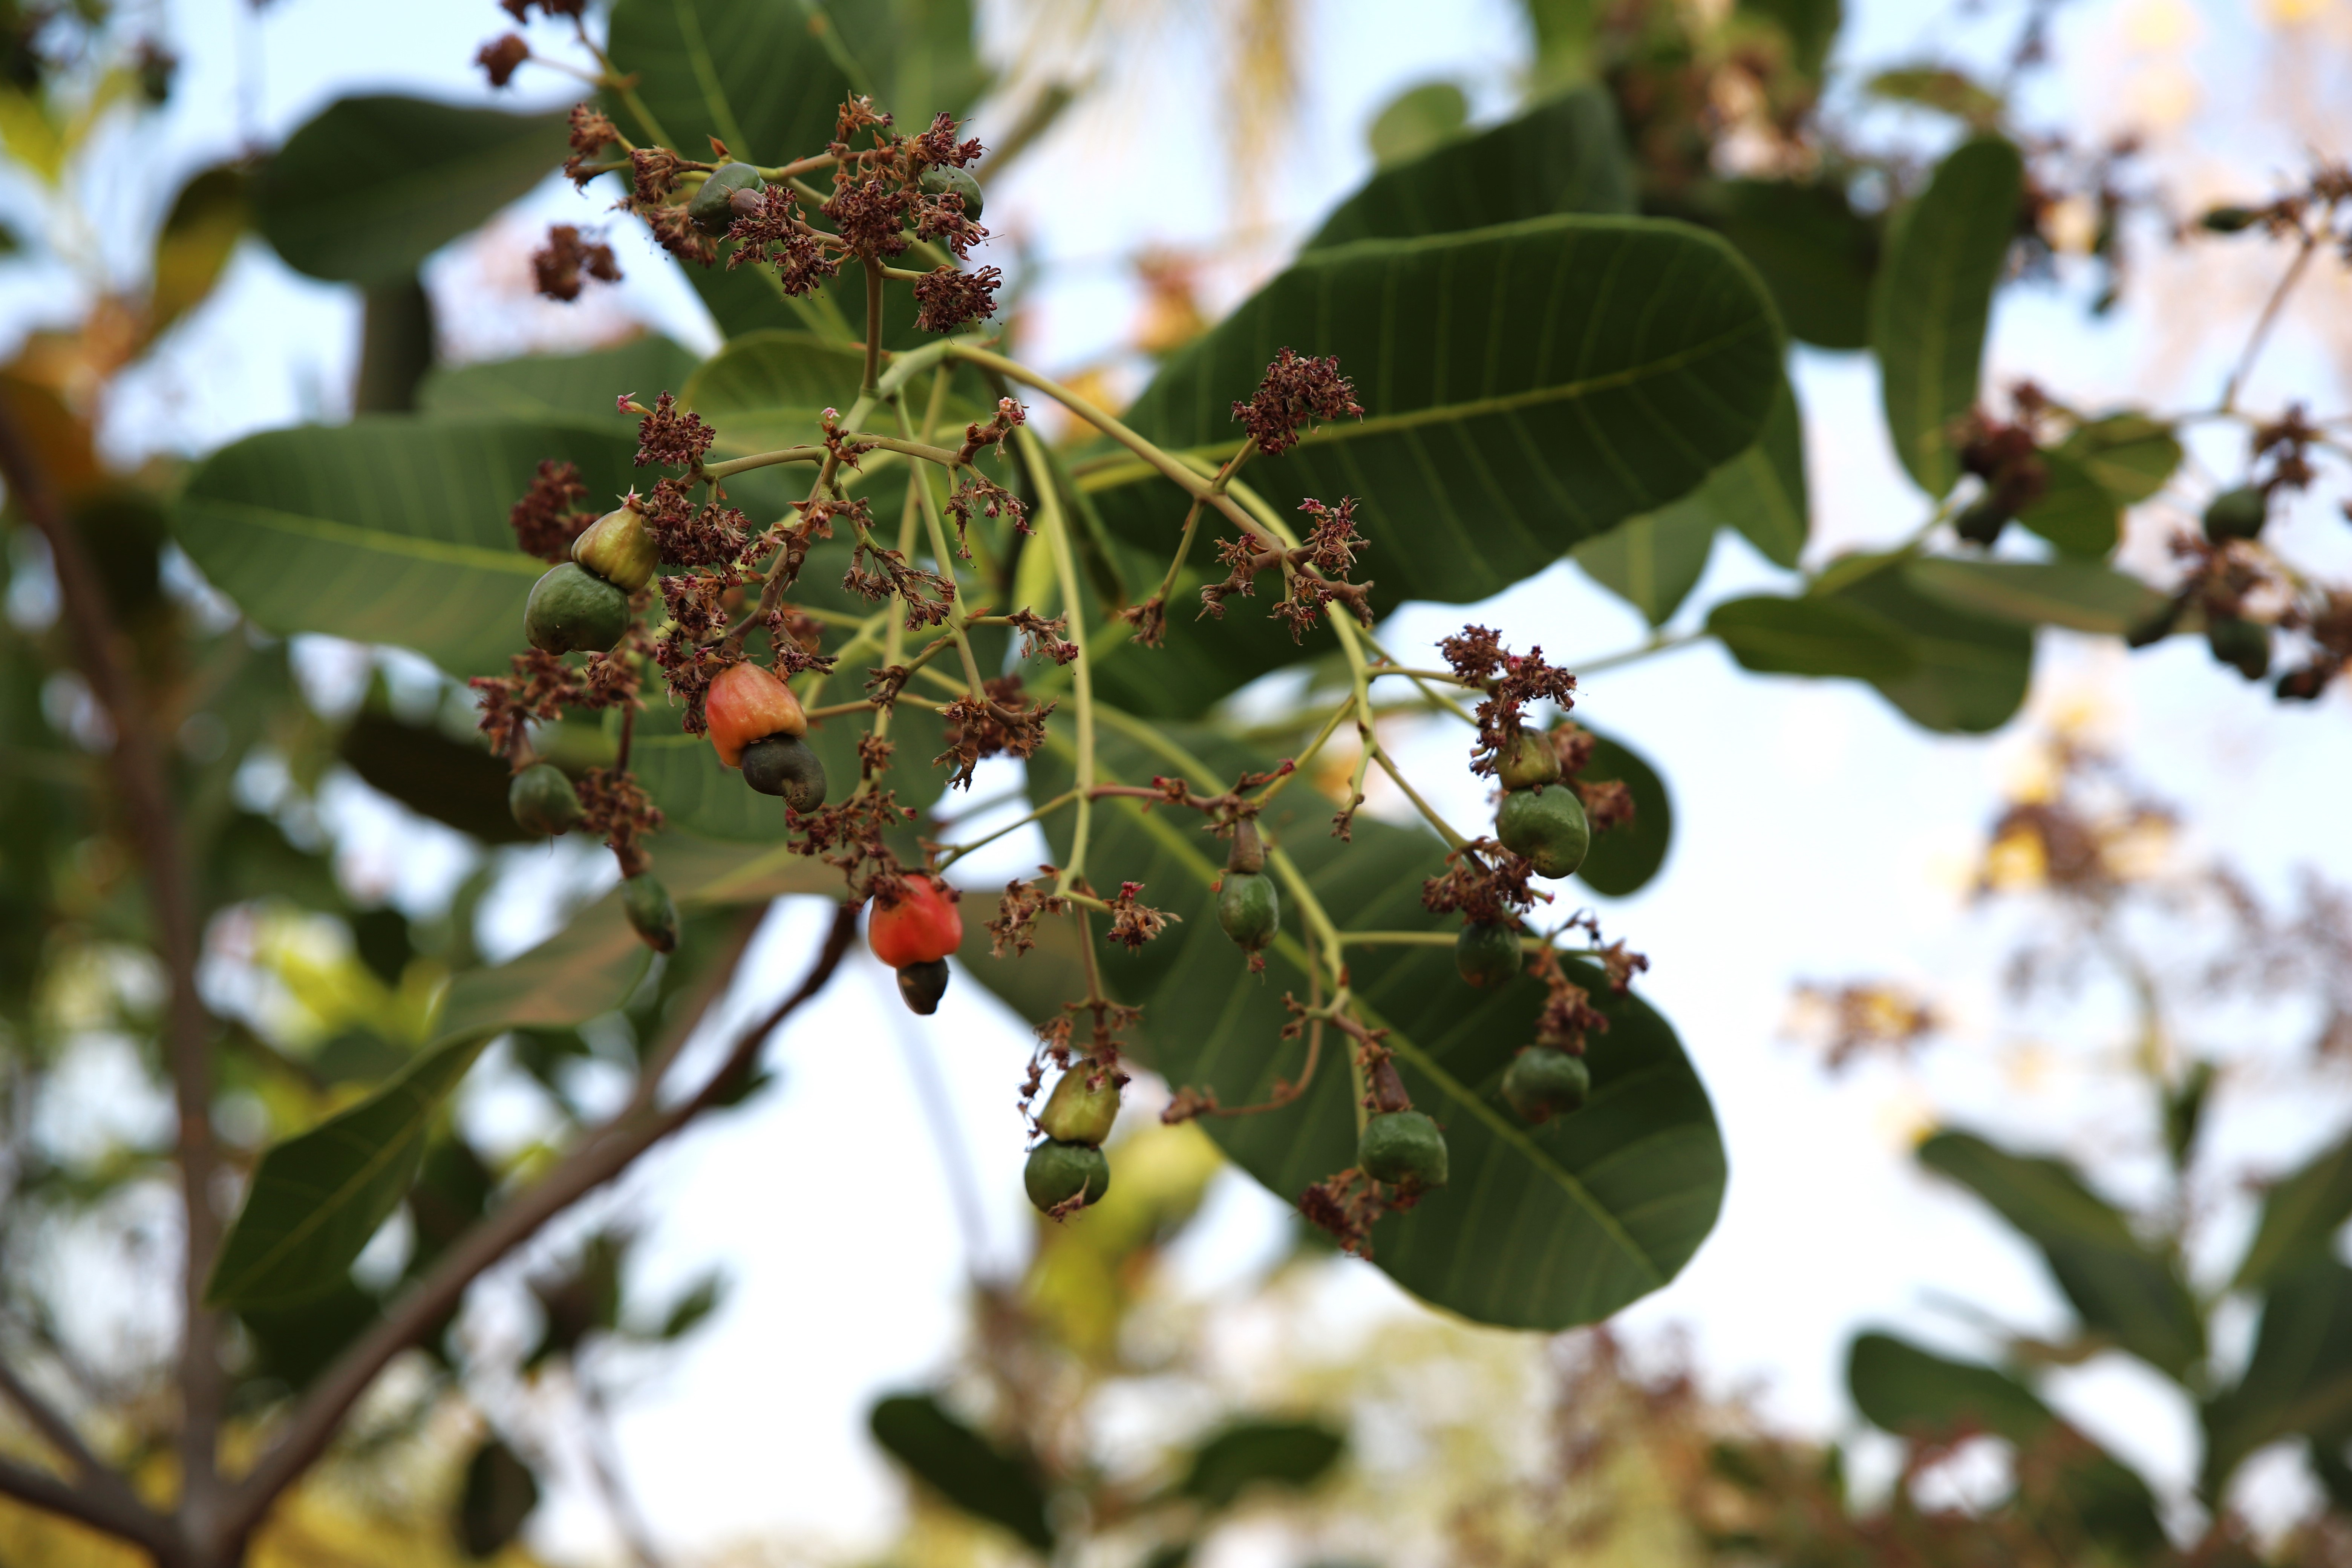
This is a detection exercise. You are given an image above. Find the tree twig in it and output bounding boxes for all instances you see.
[218,904,861,1547]
[0,400,228,1540]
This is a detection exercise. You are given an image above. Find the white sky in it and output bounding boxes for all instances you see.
[12,0,2352,1560]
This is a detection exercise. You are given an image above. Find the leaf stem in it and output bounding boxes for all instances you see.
[1020,426,1095,893]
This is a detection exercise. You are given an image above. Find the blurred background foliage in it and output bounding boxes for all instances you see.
[0,0,2348,1562]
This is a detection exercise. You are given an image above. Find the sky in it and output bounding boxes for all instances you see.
[8,0,2352,1561]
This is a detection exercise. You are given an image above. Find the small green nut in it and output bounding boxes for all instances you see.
[1358,1110,1447,1194]
[918,164,983,221]
[1037,1065,1120,1147]
[897,957,951,1016]
[1217,870,1280,951]
[689,161,765,236]
[1496,784,1590,879]
[571,501,660,593]
[2199,204,2260,234]
[2202,485,2268,543]
[1454,922,1523,989]
[1495,727,1561,791]
[2207,615,2271,680]
[621,873,677,954]
[525,562,630,656]
[1024,1138,1109,1213]
[1954,495,2012,547]
[1502,1046,1591,1124]
[741,734,828,813]
[508,763,582,837]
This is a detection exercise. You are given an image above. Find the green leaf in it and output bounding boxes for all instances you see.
[1871,137,2023,496]
[1707,176,1879,350]
[868,1393,1054,1552]
[1366,81,1469,167]
[150,164,248,340]
[682,331,881,455]
[1849,1331,2165,1551]
[337,702,527,845]
[1706,594,1916,678]
[605,0,865,343]
[1177,1420,1346,1510]
[1573,504,1715,625]
[2234,1133,2352,1294]
[2203,1262,2352,1493]
[1830,562,2032,733]
[174,419,640,678]
[1920,1130,2204,1380]
[1718,379,1811,567]
[1902,557,2165,637]
[204,833,798,1317]
[1306,89,1634,251]
[2059,413,2181,504]
[1850,1330,2056,1442]
[256,96,568,285]
[1572,729,1674,898]
[1008,719,1725,1330]
[456,1438,540,1559]
[819,0,991,132]
[418,339,704,431]
[1864,67,2006,124]
[2015,450,2119,558]
[1086,214,1784,718]
[1740,0,1843,77]
[205,890,663,1310]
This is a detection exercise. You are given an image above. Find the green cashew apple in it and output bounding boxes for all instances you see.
[1024,1138,1109,1213]
[1217,871,1280,951]
[1038,1066,1120,1147]
[1358,1110,1448,1194]
[2207,615,2271,680]
[621,873,677,953]
[1502,1046,1591,1124]
[1454,922,1522,988]
[918,164,983,220]
[689,161,766,236]
[508,763,582,837]
[2202,485,2268,542]
[1496,785,1590,879]
[1495,727,1560,791]
[525,562,629,656]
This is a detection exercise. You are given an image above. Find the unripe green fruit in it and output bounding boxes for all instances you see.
[1024,1139,1108,1213]
[525,562,630,656]
[508,763,582,837]
[897,957,951,1016]
[740,734,828,812]
[1496,785,1590,879]
[1502,1046,1591,1124]
[689,161,765,236]
[1955,496,2012,547]
[2202,486,2268,543]
[1495,727,1561,791]
[1038,1066,1120,1147]
[2200,205,2259,233]
[2207,615,2271,680]
[571,502,659,593]
[1217,870,1280,951]
[1454,922,1522,988]
[621,873,677,953]
[1358,1110,1448,1194]
[918,164,983,221]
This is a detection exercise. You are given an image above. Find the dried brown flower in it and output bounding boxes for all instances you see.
[1232,348,1363,457]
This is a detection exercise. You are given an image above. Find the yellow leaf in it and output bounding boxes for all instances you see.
[0,87,63,185]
